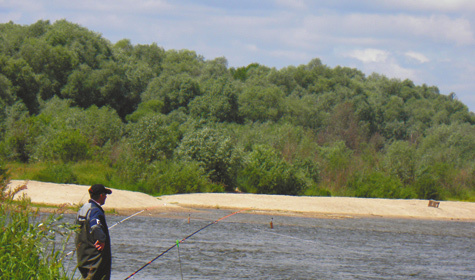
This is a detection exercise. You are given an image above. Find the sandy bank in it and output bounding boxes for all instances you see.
[7,180,475,221]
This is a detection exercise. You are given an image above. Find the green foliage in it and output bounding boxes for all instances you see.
[0,20,474,200]
[238,145,305,195]
[127,114,180,162]
[126,99,164,123]
[175,126,241,191]
[1,102,38,162]
[0,167,75,279]
[319,141,353,172]
[231,63,260,81]
[347,171,410,198]
[303,185,332,197]
[383,140,416,184]
[417,123,475,168]
[189,78,240,122]
[0,56,40,114]
[239,85,285,122]
[36,129,90,162]
[142,73,201,114]
[31,163,78,184]
[412,173,442,200]
[141,160,221,195]
[161,49,203,76]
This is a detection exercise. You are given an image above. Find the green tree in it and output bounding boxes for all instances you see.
[348,171,407,198]
[417,123,475,168]
[383,140,416,184]
[127,114,180,162]
[0,57,39,114]
[238,145,304,195]
[143,160,220,195]
[239,85,285,122]
[175,126,241,190]
[230,62,260,82]
[0,102,39,162]
[125,99,164,123]
[142,74,201,114]
[36,129,90,162]
[161,49,203,76]
[189,78,240,122]
[0,73,14,108]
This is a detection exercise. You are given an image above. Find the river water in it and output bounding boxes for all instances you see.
[61,209,474,280]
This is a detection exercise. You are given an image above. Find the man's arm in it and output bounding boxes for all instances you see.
[89,208,106,250]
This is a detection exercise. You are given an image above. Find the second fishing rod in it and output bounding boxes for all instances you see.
[124,208,249,280]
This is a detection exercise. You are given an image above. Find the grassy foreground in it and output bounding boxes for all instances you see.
[0,176,78,279]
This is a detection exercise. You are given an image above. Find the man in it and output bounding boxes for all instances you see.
[75,184,112,280]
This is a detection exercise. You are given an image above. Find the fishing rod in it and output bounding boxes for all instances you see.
[109,209,145,229]
[124,208,249,280]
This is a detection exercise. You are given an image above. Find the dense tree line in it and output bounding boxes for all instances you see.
[1,20,474,200]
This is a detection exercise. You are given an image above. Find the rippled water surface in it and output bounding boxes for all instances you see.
[61,209,475,279]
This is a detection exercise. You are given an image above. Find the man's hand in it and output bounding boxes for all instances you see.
[94,240,105,251]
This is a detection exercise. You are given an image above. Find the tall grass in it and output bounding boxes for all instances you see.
[0,169,78,279]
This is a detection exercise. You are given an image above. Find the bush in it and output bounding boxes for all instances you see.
[0,168,75,279]
[303,185,332,196]
[31,163,78,184]
[175,126,242,191]
[238,145,305,195]
[35,129,90,162]
[347,171,412,199]
[144,160,222,195]
[412,173,443,200]
[127,114,180,162]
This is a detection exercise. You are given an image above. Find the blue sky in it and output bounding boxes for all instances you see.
[1,0,474,112]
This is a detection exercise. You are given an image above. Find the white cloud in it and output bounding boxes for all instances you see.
[379,63,417,81]
[303,13,475,46]
[405,51,430,63]
[343,48,418,81]
[345,48,390,63]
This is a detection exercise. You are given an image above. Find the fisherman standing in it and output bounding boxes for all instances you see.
[75,184,112,280]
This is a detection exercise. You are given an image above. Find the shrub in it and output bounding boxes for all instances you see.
[412,173,443,200]
[35,129,90,162]
[238,145,305,195]
[175,126,242,191]
[303,185,332,196]
[347,171,411,199]
[31,163,78,184]
[127,114,180,162]
[0,167,75,279]
[144,160,222,195]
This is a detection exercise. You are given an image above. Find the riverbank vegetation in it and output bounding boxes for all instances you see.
[0,165,75,279]
[1,20,474,201]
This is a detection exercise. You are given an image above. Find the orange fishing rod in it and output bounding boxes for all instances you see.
[124,208,249,280]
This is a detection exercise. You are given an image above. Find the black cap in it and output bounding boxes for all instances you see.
[88,184,112,195]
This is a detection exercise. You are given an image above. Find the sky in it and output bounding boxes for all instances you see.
[1,0,474,112]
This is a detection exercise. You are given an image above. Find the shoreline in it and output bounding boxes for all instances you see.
[7,180,475,222]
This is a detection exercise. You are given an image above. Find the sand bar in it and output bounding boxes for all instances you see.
[6,180,475,221]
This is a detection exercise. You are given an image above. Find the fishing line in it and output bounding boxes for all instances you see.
[123,208,249,280]
[176,240,184,280]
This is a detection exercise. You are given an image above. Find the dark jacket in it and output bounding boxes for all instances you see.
[75,200,111,280]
